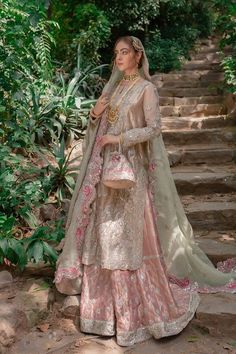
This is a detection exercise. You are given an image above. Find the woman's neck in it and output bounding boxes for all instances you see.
[123,68,138,76]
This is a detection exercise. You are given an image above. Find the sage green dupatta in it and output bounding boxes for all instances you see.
[54,117,102,294]
[148,135,236,290]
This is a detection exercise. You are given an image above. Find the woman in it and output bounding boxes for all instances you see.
[54,36,236,347]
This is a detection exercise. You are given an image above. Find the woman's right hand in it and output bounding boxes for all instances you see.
[93,93,110,116]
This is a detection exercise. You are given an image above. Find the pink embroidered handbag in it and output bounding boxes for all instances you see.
[102,143,136,189]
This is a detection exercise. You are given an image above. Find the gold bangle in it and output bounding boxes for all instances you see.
[90,107,101,118]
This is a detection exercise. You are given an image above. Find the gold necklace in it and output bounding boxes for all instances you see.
[107,77,140,125]
[123,72,140,81]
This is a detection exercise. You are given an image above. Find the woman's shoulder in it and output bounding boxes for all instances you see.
[139,79,158,95]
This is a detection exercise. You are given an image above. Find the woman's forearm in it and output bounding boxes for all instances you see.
[121,126,161,148]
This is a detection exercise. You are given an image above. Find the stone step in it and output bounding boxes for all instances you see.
[159,96,224,106]
[182,194,236,230]
[194,45,220,54]
[196,238,236,265]
[182,62,221,71]
[160,103,226,117]
[153,72,224,82]
[183,59,221,66]
[158,87,221,97]
[191,52,224,61]
[158,80,223,89]
[167,143,236,166]
[172,69,223,76]
[197,37,220,46]
[195,229,236,241]
[172,166,236,195]
[163,127,236,145]
[196,293,236,337]
[192,45,232,56]
[162,115,236,130]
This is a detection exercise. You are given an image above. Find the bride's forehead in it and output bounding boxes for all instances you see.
[114,41,131,51]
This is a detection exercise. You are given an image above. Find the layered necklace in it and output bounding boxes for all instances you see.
[107,73,140,125]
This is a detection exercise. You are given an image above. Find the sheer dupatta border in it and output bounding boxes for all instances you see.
[148,134,236,293]
[54,112,107,286]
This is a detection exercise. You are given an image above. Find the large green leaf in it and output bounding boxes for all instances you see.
[43,241,58,263]
[9,238,27,270]
[0,238,8,254]
[30,240,44,263]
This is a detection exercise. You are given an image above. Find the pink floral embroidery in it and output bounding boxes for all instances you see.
[83,185,92,197]
[149,162,157,172]
[55,114,108,284]
[96,136,102,144]
[168,274,236,294]
[217,258,236,273]
[54,264,82,283]
[111,154,121,162]
[76,227,83,238]
[83,205,89,213]
[74,116,107,252]
[168,275,190,288]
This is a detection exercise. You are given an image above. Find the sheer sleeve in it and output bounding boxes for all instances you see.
[89,114,100,125]
[122,83,161,148]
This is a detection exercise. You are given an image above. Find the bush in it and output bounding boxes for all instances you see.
[213,0,236,93]
[0,217,65,270]
[146,26,199,73]
[74,3,111,67]
[0,146,48,227]
[0,0,58,116]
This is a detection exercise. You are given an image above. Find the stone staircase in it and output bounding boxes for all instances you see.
[152,36,236,334]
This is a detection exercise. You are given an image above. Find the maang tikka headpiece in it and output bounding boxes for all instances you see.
[131,36,143,52]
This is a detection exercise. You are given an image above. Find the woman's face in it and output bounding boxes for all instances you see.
[114,40,141,73]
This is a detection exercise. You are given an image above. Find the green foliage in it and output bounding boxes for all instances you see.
[146,31,181,72]
[0,0,59,129]
[221,56,236,94]
[0,146,47,227]
[51,0,215,73]
[0,217,65,270]
[146,25,200,72]
[39,139,80,204]
[52,62,108,145]
[145,0,214,72]
[96,0,160,31]
[0,215,27,270]
[212,0,236,93]
[158,0,213,39]
[1,64,106,149]
[24,220,64,267]
[1,85,59,148]
[74,3,111,66]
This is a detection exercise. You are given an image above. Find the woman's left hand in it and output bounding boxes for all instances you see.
[100,134,120,148]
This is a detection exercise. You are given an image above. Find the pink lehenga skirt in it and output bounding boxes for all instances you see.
[79,188,200,347]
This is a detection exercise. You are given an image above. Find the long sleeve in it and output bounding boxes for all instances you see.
[89,114,100,125]
[82,114,100,154]
[82,107,102,154]
[122,83,161,148]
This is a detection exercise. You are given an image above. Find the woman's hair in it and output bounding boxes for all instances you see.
[113,36,144,69]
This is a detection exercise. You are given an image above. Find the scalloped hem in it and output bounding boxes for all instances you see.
[80,292,200,347]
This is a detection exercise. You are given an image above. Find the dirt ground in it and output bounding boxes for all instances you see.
[1,273,235,354]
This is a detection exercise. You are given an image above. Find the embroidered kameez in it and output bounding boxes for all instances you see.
[78,79,200,345]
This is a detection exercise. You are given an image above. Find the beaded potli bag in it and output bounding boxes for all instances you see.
[102,138,136,189]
